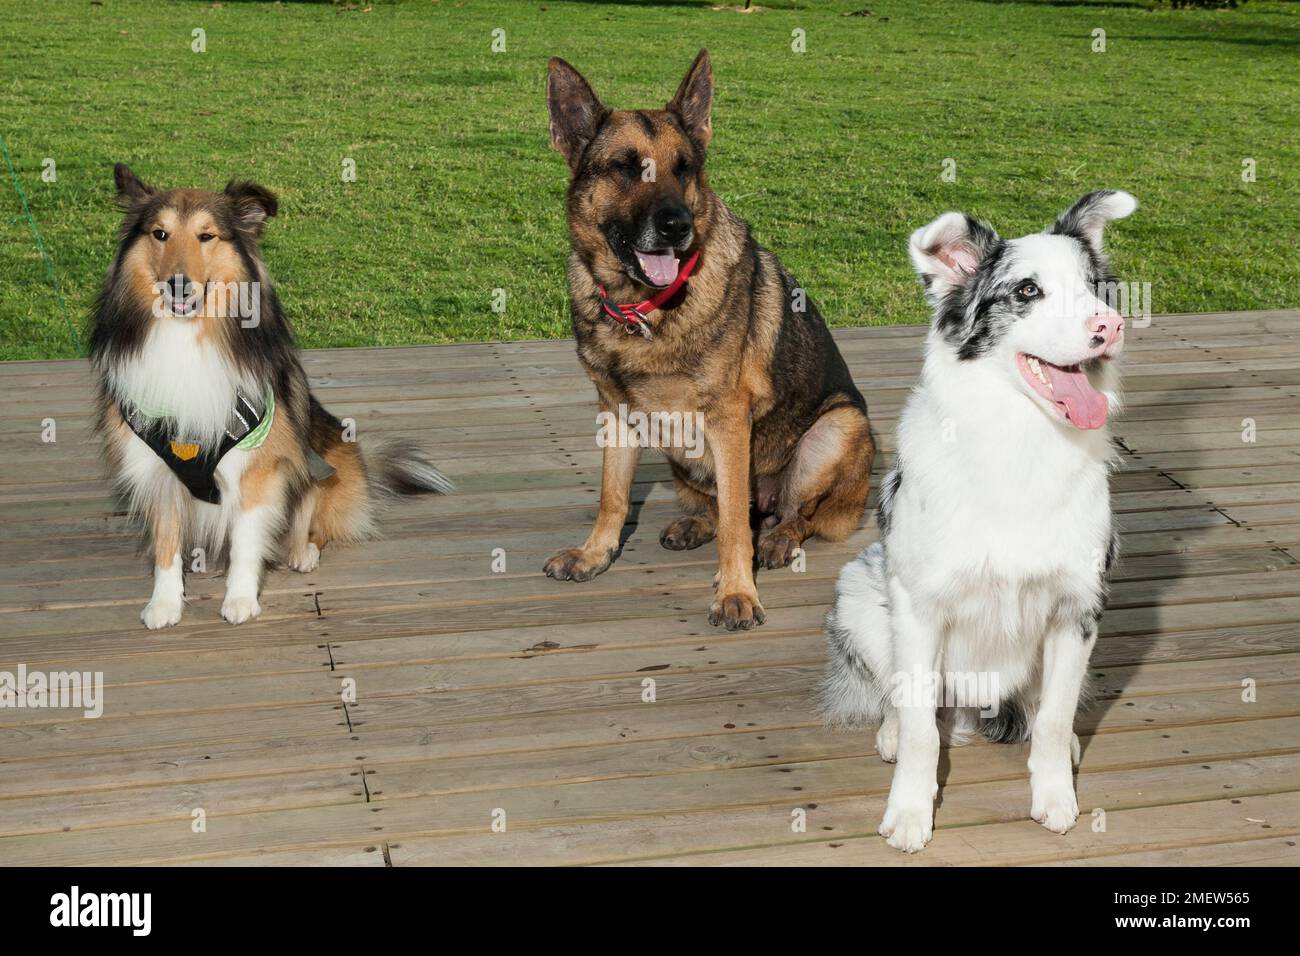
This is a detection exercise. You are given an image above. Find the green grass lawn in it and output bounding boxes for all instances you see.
[1,0,1296,361]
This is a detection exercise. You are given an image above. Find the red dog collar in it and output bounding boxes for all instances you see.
[597,250,700,340]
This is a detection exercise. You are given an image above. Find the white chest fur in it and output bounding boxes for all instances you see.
[887,345,1116,638]
[107,319,253,446]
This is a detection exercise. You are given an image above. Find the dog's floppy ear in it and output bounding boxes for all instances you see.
[1049,190,1137,251]
[547,57,605,168]
[113,163,153,205]
[668,48,713,148]
[909,212,1000,303]
[224,181,279,239]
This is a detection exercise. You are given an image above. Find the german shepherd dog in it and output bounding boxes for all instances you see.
[543,51,875,630]
[90,165,451,629]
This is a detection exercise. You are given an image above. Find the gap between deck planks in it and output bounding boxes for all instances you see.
[1,310,1298,866]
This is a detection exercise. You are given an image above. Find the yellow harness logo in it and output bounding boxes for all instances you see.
[169,441,200,461]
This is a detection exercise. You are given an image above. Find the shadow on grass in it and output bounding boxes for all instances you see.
[534,0,770,8]
[972,0,1152,8]
[1128,33,1300,47]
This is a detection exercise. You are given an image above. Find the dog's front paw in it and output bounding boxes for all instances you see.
[543,547,613,582]
[709,590,766,631]
[1031,777,1079,834]
[659,516,715,551]
[141,597,183,630]
[756,524,802,569]
[287,542,320,573]
[879,797,934,853]
[221,593,262,625]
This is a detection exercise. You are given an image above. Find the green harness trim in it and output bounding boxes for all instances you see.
[237,387,274,450]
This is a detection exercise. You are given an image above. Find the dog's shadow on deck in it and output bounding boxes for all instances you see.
[1073,420,1206,763]
[618,490,649,554]
[931,412,1206,801]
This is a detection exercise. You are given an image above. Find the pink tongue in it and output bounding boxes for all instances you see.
[636,251,679,287]
[1043,363,1109,429]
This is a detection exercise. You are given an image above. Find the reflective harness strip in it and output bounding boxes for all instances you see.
[235,387,274,450]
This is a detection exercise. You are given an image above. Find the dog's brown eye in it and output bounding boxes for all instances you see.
[151,229,168,241]
[198,233,215,243]
[1015,281,1040,300]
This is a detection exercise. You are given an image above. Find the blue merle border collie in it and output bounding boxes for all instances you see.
[819,191,1138,852]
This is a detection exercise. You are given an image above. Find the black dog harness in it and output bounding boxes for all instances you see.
[123,388,277,505]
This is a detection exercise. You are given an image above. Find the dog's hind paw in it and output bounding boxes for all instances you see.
[875,713,899,763]
[141,598,183,630]
[288,542,320,573]
[659,515,715,551]
[756,524,803,569]
[221,593,262,625]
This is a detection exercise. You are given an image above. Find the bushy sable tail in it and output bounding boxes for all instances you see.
[306,397,452,545]
[818,542,892,726]
[366,438,454,497]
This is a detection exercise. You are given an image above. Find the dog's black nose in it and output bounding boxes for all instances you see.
[167,274,194,301]
[653,204,693,245]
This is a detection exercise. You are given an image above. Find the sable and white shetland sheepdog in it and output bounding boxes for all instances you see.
[820,190,1138,852]
[90,164,451,630]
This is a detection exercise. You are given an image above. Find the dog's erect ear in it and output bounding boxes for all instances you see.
[909,212,1000,303]
[224,181,279,239]
[113,163,153,205]
[1049,190,1137,251]
[547,57,605,167]
[668,48,713,148]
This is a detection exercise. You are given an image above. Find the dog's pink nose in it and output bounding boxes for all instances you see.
[1087,310,1124,349]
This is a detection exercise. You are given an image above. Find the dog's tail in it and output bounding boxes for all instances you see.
[306,398,451,544]
[366,438,454,498]
[817,542,893,726]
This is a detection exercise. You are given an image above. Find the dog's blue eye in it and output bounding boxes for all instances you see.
[151,229,168,241]
[1015,281,1040,300]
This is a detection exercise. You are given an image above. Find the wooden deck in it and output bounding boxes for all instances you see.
[1,309,1299,867]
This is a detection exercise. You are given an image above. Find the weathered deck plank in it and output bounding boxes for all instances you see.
[1,310,1298,866]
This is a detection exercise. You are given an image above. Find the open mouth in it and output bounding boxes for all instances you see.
[632,248,680,289]
[161,284,204,317]
[1016,353,1109,430]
